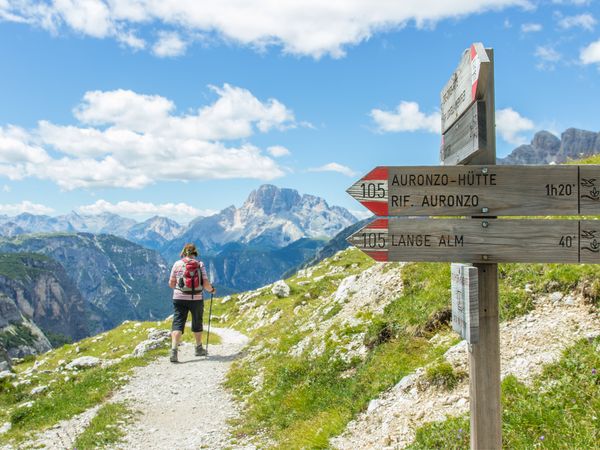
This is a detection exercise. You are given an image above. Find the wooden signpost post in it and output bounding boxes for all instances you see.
[346,42,600,449]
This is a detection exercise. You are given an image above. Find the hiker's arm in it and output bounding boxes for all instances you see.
[168,264,177,289]
[203,278,216,294]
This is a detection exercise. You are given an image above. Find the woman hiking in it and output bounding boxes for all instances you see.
[168,243,216,363]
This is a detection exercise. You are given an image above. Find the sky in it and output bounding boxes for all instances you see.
[0,0,599,223]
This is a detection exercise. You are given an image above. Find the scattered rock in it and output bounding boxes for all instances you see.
[221,295,232,304]
[66,356,101,370]
[367,399,380,413]
[271,280,290,298]
[0,370,15,380]
[31,385,48,395]
[0,422,11,434]
[331,289,600,450]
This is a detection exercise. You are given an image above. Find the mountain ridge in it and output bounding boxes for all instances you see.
[498,127,600,165]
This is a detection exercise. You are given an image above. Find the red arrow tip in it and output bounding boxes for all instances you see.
[369,218,389,229]
[363,167,388,181]
[366,251,388,262]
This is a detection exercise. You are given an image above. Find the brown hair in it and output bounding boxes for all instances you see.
[180,243,199,258]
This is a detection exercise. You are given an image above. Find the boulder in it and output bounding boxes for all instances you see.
[271,280,290,298]
[133,329,171,357]
[66,356,101,370]
[0,345,12,373]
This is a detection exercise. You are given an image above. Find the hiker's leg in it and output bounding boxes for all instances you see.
[171,330,182,348]
[171,300,187,349]
[190,300,205,349]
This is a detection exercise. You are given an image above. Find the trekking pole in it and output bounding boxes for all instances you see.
[205,291,214,357]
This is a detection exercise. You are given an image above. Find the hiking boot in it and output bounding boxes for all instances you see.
[195,344,207,356]
[169,348,178,363]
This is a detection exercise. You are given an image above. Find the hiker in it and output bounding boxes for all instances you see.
[168,243,216,363]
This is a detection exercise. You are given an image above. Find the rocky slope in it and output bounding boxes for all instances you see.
[498,128,600,164]
[0,234,172,334]
[331,290,600,449]
[0,253,88,349]
[0,293,51,358]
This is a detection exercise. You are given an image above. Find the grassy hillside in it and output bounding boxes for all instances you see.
[409,336,600,449]
[207,246,600,448]
[0,319,220,447]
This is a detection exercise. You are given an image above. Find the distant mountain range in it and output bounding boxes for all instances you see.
[498,128,600,165]
[0,185,358,355]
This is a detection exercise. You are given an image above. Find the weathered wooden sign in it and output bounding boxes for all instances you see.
[441,43,490,133]
[347,217,600,263]
[346,165,600,217]
[441,101,486,165]
[451,264,479,344]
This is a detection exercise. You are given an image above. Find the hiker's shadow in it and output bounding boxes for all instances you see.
[178,352,242,364]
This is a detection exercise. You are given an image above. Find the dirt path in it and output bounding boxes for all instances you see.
[17,327,253,450]
[113,327,253,450]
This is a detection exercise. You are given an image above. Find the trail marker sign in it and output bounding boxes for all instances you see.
[451,264,479,344]
[347,217,600,264]
[346,164,600,217]
[441,43,490,133]
[441,100,487,165]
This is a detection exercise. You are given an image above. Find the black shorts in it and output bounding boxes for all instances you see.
[171,300,204,333]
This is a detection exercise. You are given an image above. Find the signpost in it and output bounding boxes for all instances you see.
[451,264,479,344]
[346,164,600,217]
[441,101,486,165]
[441,43,490,133]
[347,42,600,449]
[347,218,600,263]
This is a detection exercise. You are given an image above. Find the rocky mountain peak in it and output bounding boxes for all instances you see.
[243,184,302,215]
[531,130,560,153]
[499,127,600,165]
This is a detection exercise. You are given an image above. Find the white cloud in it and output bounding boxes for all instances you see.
[581,39,600,64]
[2,184,10,192]
[309,163,357,177]
[558,14,596,31]
[521,22,542,32]
[534,45,562,70]
[152,31,187,57]
[552,0,590,5]
[0,1,532,58]
[267,145,291,157]
[78,199,216,220]
[0,201,54,215]
[535,45,561,62]
[0,85,295,189]
[496,108,535,145]
[116,30,146,50]
[370,101,440,133]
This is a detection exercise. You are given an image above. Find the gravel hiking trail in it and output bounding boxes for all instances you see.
[113,327,253,450]
[18,327,253,450]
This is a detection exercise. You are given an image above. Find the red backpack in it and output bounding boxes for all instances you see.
[176,258,203,299]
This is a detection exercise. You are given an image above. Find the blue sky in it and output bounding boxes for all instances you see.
[0,0,599,223]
